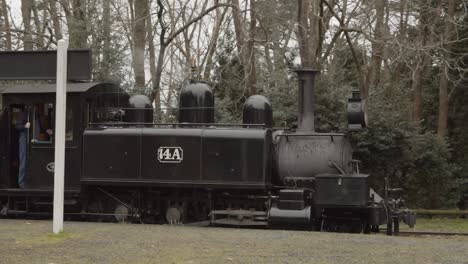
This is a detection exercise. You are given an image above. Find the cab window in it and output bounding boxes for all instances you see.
[32,103,53,144]
[31,103,74,144]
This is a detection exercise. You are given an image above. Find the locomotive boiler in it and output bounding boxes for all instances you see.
[0,67,415,234]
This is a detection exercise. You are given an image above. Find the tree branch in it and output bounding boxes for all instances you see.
[164,3,234,45]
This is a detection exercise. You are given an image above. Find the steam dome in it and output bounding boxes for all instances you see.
[243,95,273,127]
[178,81,214,124]
[125,94,153,126]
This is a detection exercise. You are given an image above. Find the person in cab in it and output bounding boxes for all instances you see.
[12,107,29,189]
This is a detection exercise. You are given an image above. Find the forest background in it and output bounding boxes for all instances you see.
[0,0,466,209]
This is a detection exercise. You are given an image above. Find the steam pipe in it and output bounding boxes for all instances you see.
[295,68,319,132]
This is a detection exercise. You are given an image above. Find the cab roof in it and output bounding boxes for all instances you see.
[1,82,112,94]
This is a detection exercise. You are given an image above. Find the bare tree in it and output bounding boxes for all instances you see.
[147,0,159,107]
[297,0,320,68]
[232,0,257,95]
[133,0,149,93]
[60,0,87,48]
[149,0,231,104]
[101,0,112,80]
[1,0,11,50]
[48,0,63,41]
[367,0,385,91]
[409,1,433,123]
[21,0,34,50]
[202,0,227,80]
[437,0,456,137]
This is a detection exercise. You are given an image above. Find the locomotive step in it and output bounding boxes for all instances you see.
[210,218,268,226]
[210,209,267,217]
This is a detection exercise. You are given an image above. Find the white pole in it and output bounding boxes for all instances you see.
[53,39,68,234]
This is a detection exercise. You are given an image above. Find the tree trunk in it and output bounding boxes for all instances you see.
[21,0,34,50]
[245,0,257,95]
[154,43,167,105]
[410,63,423,122]
[1,0,11,49]
[101,0,111,80]
[59,0,87,48]
[409,0,433,123]
[437,0,455,138]
[68,0,87,48]
[297,0,320,68]
[147,2,160,116]
[231,0,246,55]
[232,0,257,95]
[203,0,226,80]
[133,0,148,93]
[48,0,62,41]
[31,3,44,49]
[438,68,449,137]
[367,0,385,90]
[166,53,175,107]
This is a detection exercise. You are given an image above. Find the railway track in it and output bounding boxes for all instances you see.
[387,230,468,237]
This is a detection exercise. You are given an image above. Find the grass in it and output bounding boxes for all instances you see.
[1,218,467,264]
[400,217,468,233]
[23,231,78,245]
[46,231,74,240]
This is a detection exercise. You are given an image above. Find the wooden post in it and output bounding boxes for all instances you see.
[53,39,68,234]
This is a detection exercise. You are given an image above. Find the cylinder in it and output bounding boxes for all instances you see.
[178,81,214,124]
[268,206,311,225]
[242,95,273,127]
[295,69,319,132]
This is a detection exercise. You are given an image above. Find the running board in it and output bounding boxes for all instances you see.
[209,209,268,226]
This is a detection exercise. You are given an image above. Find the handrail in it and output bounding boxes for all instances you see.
[87,122,267,128]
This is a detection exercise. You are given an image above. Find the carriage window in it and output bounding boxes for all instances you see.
[31,103,74,144]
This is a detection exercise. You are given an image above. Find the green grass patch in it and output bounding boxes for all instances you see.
[46,231,74,241]
[20,231,79,245]
[401,218,468,233]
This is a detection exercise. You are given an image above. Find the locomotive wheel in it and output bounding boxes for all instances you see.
[363,222,371,234]
[346,221,363,234]
[386,221,393,236]
[114,204,129,223]
[166,207,182,224]
[393,218,399,235]
[86,200,105,222]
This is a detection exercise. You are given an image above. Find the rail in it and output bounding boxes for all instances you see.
[383,230,468,237]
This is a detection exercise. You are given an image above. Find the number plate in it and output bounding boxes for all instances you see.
[157,147,183,163]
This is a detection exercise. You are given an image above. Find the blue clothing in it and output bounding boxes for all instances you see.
[15,111,27,189]
[18,131,26,188]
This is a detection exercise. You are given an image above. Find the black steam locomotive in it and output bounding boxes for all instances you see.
[0,69,415,234]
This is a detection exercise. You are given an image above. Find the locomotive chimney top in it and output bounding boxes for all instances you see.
[295,68,319,132]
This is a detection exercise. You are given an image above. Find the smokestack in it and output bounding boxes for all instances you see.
[295,68,319,132]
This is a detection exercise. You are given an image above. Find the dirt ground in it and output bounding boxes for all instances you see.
[0,219,467,264]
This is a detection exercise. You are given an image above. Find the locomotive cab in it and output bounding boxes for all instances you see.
[0,82,128,193]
